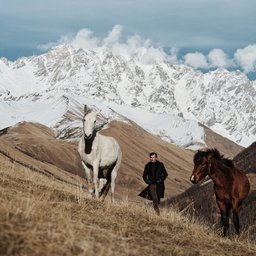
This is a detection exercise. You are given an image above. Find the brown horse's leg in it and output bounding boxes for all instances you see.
[217,199,231,236]
[232,200,242,235]
[225,202,232,235]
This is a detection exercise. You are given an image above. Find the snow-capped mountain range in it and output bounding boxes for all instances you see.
[0,44,255,148]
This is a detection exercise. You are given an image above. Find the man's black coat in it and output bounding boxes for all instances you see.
[139,160,168,199]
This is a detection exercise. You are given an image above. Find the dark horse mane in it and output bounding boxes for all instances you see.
[205,148,234,167]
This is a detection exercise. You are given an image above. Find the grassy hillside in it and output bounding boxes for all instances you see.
[0,121,251,255]
[1,157,256,256]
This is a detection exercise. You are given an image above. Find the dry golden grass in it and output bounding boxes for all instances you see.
[1,158,256,256]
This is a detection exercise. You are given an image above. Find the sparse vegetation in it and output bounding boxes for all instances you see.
[1,159,256,256]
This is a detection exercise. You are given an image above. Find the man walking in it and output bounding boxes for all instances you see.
[141,152,168,215]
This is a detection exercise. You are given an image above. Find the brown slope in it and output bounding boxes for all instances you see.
[1,120,244,204]
[1,122,85,178]
[0,139,85,196]
[202,125,243,158]
[233,141,256,173]
[1,121,194,203]
[100,121,194,201]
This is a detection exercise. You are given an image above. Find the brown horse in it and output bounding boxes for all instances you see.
[190,148,250,236]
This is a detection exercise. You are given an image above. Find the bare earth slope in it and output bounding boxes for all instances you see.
[203,125,243,158]
[100,121,195,200]
[1,121,194,202]
[1,120,243,202]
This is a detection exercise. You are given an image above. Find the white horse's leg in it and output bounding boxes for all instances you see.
[81,161,94,197]
[110,170,117,202]
[93,162,100,198]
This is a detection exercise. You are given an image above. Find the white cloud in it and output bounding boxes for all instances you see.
[37,35,70,51]
[38,29,100,51]
[103,25,123,47]
[38,26,168,65]
[140,47,167,64]
[183,52,208,69]
[207,48,233,68]
[183,49,236,70]
[169,46,179,64]
[71,29,99,50]
[37,26,256,75]
[234,44,256,73]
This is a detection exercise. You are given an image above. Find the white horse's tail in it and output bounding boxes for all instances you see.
[100,182,111,201]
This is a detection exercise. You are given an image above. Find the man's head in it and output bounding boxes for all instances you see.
[149,152,157,163]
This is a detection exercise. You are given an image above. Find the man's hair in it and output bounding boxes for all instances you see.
[149,152,157,158]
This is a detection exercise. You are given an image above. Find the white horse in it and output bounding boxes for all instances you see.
[78,105,122,202]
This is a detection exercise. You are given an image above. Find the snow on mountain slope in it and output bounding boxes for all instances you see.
[0,95,205,149]
[0,44,255,147]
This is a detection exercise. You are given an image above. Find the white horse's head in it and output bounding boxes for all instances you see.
[82,105,98,140]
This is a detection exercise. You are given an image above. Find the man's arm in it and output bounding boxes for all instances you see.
[143,165,151,184]
[156,163,168,184]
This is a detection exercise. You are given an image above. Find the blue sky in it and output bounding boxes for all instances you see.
[0,0,256,79]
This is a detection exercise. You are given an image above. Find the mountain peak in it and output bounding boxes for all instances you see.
[0,45,255,147]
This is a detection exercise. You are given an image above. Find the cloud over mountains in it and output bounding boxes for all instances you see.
[38,26,256,74]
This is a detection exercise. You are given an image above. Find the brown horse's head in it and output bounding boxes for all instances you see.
[190,150,212,184]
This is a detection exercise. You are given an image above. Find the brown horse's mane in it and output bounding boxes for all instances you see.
[206,148,234,167]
